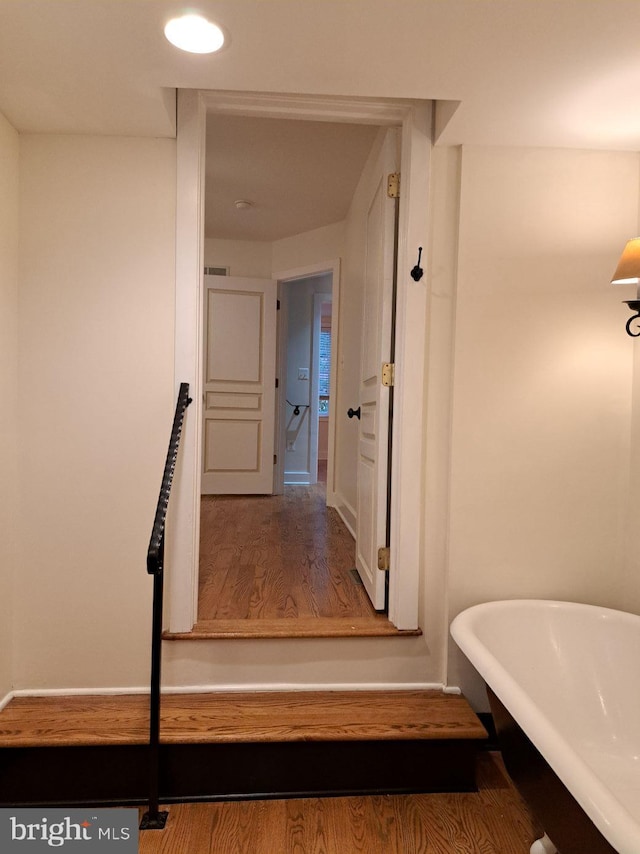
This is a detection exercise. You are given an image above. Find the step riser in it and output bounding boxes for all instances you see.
[1,740,479,807]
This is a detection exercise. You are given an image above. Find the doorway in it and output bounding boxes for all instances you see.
[277,274,333,492]
[197,267,391,634]
[167,90,431,636]
[195,111,398,635]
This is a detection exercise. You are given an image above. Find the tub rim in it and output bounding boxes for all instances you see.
[450,598,640,854]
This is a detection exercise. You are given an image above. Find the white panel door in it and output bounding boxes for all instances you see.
[355,130,399,610]
[201,275,277,494]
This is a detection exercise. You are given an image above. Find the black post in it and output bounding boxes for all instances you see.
[140,537,168,830]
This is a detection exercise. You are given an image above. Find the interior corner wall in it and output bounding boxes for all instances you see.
[15,134,177,690]
[0,111,19,701]
[443,146,638,708]
[271,222,345,275]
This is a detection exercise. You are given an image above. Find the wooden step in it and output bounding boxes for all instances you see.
[164,616,423,639]
[0,690,487,807]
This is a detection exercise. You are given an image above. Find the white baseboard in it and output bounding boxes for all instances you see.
[284,471,312,485]
[9,682,445,698]
[334,496,356,539]
[0,690,15,712]
[10,686,150,698]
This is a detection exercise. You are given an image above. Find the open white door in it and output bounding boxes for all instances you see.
[354,129,399,610]
[201,274,277,494]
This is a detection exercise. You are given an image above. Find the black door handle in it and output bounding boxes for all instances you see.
[347,406,361,420]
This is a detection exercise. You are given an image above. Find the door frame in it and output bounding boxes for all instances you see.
[167,89,432,633]
[311,290,332,486]
[274,261,340,500]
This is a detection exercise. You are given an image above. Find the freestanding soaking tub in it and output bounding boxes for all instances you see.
[451,600,640,854]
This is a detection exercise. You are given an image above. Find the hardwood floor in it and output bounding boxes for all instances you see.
[193,484,412,638]
[138,753,542,854]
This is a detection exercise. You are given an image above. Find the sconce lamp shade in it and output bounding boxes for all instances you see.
[611,238,640,284]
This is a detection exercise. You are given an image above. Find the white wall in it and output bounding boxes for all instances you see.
[204,237,272,278]
[11,133,640,700]
[15,135,176,689]
[624,325,640,615]
[272,222,344,275]
[441,146,638,706]
[0,111,19,700]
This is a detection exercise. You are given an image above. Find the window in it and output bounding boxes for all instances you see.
[318,328,331,414]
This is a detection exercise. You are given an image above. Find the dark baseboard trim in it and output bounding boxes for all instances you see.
[1,738,483,807]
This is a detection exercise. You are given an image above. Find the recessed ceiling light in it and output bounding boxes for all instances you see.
[234,199,254,210]
[164,14,225,54]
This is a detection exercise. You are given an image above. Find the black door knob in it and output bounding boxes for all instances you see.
[347,406,361,420]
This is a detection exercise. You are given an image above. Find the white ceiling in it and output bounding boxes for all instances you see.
[4,0,640,240]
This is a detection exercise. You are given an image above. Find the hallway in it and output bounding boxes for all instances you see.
[194,484,413,638]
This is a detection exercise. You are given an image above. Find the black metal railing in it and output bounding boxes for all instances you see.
[140,382,192,831]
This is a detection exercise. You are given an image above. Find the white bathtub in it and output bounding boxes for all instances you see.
[451,600,640,854]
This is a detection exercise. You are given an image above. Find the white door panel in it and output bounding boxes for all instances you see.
[201,275,277,494]
[355,129,398,610]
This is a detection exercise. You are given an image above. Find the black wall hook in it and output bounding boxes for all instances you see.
[411,247,424,282]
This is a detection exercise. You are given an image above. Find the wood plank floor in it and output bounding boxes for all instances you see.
[190,484,414,638]
[138,753,542,854]
[0,690,486,748]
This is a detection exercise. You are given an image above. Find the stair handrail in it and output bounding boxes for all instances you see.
[147,381,192,577]
[140,381,192,831]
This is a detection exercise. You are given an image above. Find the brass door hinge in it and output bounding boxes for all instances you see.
[381,362,394,387]
[377,546,390,571]
[387,172,400,198]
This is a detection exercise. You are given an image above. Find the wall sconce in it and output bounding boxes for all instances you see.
[611,237,640,336]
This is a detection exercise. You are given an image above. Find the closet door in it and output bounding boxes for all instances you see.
[201,275,277,494]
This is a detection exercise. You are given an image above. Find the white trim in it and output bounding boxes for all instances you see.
[167,89,206,634]
[387,102,433,630]
[169,90,432,634]
[334,497,357,540]
[284,472,312,484]
[325,265,339,509]
[274,281,287,495]
[274,259,341,507]
[11,687,151,698]
[0,690,15,712]
[10,682,444,698]
[275,261,340,283]
[309,292,323,483]
[202,90,421,127]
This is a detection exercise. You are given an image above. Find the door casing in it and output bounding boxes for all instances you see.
[273,262,339,499]
[167,89,432,633]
